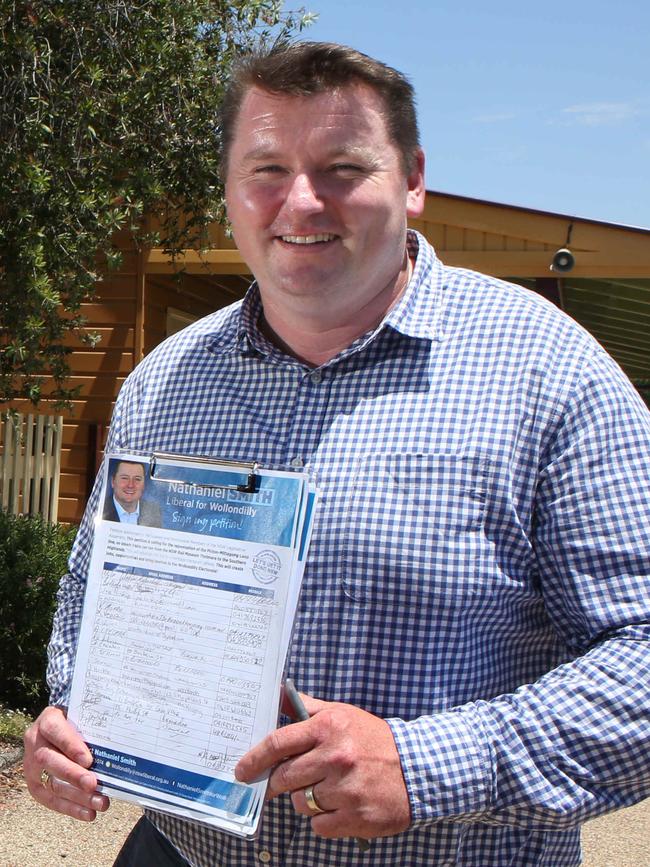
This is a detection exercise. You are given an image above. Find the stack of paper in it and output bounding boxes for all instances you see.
[67,451,317,838]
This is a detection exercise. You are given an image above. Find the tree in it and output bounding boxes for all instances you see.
[0,0,314,407]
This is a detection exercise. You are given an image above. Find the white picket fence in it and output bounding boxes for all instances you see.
[0,412,63,522]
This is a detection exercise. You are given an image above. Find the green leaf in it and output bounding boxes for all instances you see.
[0,0,314,407]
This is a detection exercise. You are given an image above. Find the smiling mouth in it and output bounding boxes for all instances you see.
[279,233,338,245]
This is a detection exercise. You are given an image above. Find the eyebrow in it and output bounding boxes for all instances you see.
[240,144,379,165]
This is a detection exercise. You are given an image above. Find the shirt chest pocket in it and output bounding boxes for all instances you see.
[341,453,489,605]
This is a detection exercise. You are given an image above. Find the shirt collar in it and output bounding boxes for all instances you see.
[383,229,445,342]
[113,496,140,520]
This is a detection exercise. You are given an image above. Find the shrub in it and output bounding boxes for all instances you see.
[0,704,32,743]
[0,511,75,714]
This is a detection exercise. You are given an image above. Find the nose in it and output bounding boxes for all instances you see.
[283,173,325,215]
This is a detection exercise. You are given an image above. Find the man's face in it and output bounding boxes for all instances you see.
[224,83,425,313]
[111,462,145,512]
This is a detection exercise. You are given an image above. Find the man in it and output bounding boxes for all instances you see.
[24,42,650,866]
[102,459,161,527]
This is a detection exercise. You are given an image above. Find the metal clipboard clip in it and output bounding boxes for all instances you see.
[149,452,259,494]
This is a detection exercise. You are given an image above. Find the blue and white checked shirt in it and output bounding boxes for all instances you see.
[48,232,650,866]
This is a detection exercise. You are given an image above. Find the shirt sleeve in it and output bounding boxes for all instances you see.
[46,389,129,707]
[388,346,650,829]
[46,470,103,707]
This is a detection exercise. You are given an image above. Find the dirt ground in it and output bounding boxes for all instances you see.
[1,761,648,866]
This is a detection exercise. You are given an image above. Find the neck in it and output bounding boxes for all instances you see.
[259,257,413,367]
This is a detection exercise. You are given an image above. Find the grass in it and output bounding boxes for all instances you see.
[0,705,32,744]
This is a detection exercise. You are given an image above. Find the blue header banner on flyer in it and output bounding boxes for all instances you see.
[105,456,304,546]
[154,464,301,546]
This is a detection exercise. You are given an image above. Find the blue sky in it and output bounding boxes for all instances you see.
[300,0,649,228]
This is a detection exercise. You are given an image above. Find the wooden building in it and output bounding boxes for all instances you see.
[4,191,650,524]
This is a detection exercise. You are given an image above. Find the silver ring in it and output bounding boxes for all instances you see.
[304,784,326,814]
[40,768,52,789]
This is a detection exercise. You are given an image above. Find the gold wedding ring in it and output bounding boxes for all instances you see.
[304,784,326,814]
[40,768,52,789]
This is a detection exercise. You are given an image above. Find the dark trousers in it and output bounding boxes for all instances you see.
[113,816,190,866]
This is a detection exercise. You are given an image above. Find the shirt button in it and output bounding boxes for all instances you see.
[290,457,304,468]
[310,370,323,384]
[258,851,272,863]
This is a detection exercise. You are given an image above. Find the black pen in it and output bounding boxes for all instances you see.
[283,678,370,852]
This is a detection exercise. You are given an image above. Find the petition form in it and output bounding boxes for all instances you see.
[68,452,316,837]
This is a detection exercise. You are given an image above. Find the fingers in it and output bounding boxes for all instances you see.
[235,717,318,784]
[291,782,330,816]
[237,688,334,783]
[36,772,109,822]
[290,783,371,841]
[38,706,94,767]
[23,706,110,822]
[25,707,95,791]
[240,696,412,839]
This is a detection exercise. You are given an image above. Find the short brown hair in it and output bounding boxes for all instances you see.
[111,460,146,479]
[218,41,420,178]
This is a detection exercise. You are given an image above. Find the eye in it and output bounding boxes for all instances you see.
[329,163,365,174]
[253,164,286,176]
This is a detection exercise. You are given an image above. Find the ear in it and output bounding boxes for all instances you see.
[406,148,426,219]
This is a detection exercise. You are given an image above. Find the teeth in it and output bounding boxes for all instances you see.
[281,234,337,244]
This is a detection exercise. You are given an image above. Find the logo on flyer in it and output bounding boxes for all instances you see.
[252,550,281,584]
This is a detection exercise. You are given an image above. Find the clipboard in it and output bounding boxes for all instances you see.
[67,450,317,838]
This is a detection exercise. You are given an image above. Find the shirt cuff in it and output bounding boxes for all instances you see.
[387,706,492,826]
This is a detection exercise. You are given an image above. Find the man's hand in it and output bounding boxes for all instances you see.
[235,693,411,840]
[23,706,110,821]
